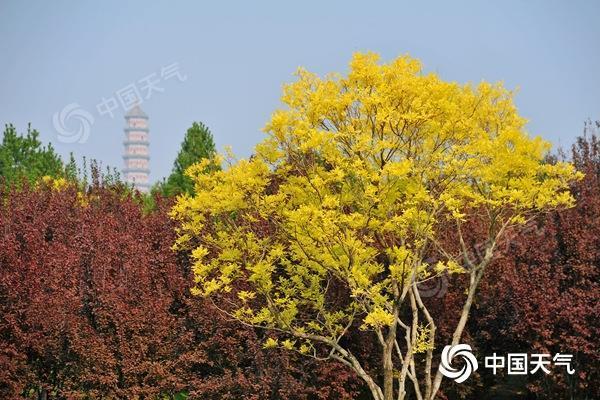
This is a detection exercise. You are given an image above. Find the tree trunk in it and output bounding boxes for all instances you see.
[383,342,394,400]
[429,266,486,399]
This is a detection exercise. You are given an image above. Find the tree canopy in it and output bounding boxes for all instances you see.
[172,53,580,400]
[160,121,217,196]
[0,124,66,186]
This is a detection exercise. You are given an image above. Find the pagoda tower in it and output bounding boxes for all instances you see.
[122,105,150,192]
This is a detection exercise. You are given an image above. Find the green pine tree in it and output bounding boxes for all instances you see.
[0,123,65,186]
[160,122,218,196]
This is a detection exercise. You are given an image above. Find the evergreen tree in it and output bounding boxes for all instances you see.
[0,124,64,186]
[161,122,217,196]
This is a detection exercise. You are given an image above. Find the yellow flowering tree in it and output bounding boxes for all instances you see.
[171,53,580,400]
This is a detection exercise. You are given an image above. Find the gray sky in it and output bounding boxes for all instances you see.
[1,0,599,183]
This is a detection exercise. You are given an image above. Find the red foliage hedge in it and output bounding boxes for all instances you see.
[0,183,359,399]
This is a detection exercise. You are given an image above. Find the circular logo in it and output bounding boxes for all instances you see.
[417,273,448,298]
[52,103,94,144]
[439,344,478,383]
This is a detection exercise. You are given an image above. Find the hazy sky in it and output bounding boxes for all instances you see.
[1,1,599,183]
